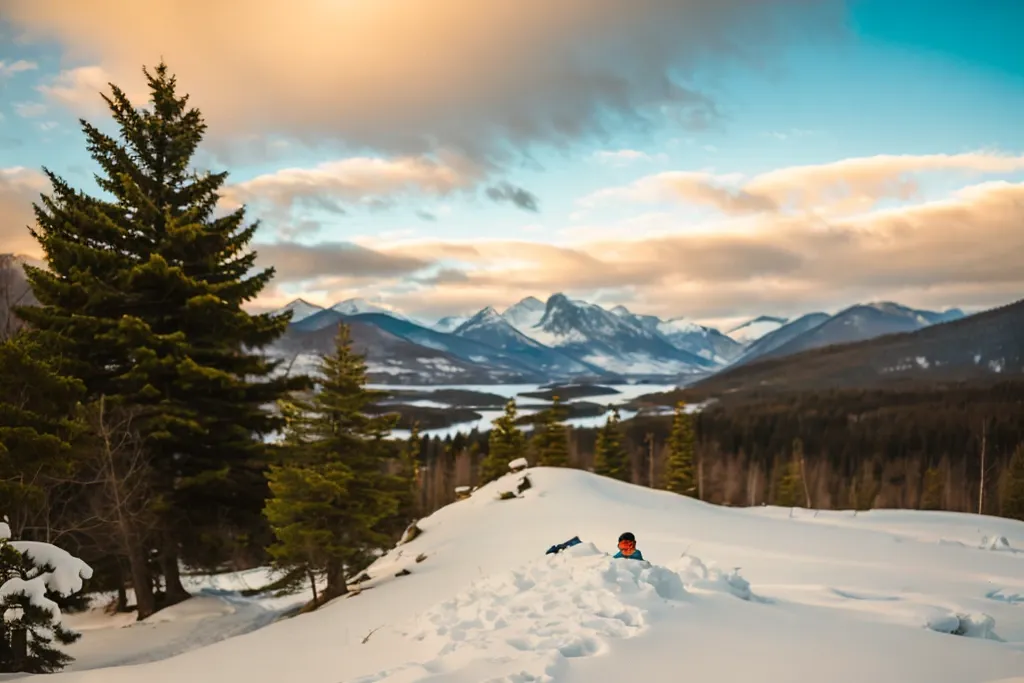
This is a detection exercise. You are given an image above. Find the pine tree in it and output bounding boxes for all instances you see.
[774,460,805,507]
[1000,444,1024,521]
[16,63,305,599]
[264,324,398,602]
[593,408,629,481]
[663,402,696,496]
[480,399,526,483]
[531,396,570,467]
[0,333,84,538]
[0,523,92,673]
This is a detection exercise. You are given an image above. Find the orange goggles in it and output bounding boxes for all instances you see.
[618,539,635,550]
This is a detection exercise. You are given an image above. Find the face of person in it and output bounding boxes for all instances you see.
[618,538,636,556]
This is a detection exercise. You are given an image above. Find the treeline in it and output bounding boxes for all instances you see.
[408,383,1024,519]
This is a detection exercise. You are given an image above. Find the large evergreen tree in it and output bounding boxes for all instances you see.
[17,63,304,601]
[663,401,696,496]
[480,399,526,484]
[264,324,398,602]
[0,333,84,538]
[531,396,570,467]
[593,408,629,481]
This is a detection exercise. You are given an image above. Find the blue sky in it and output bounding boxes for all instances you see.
[1,0,1022,329]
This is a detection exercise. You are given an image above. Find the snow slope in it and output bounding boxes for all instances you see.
[49,468,1024,683]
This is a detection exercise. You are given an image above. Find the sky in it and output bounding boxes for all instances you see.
[1,0,1022,331]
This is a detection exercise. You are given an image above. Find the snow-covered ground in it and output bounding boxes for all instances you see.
[41,468,1024,682]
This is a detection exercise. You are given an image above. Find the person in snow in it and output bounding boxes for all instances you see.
[614,532,644,560]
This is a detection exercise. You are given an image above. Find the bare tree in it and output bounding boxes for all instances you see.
[76,397,160,619]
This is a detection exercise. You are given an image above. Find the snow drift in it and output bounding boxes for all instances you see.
[48,467,1024,683]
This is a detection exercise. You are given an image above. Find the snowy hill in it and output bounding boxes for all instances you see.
[52,467,1024,682]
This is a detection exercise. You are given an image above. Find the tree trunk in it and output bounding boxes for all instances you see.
[324,558,348,600]
[115,561,129,613]
[160,533,190,605]
[128,543,156,620]
[11,627,26,671]
[308,569,319,604]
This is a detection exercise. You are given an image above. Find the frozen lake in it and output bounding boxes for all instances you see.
[366,381,680,439]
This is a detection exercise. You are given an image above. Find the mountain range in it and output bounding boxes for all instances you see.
[4,253,1009,387]
[266,292,978,384]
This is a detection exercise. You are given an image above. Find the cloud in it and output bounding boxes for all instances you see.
[251,241,432,284]
[592,150,667,166]
[344,176,1024,322]
[0,167,47,256]
[581,151,1024,217]
[484,182,539,212]
[13,102,46,118]
[0,59,37,77]
[6,0,847,162]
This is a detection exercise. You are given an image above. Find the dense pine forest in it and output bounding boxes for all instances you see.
[411,382,1024,518]
[1,62,1024,673]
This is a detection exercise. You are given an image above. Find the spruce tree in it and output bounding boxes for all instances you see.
[264,324,398,602]
[663,402,696,496]
[1000,444,1024,521]
[17,63,305,599]
[0,333,84,537]
[531,396,570,467]
[593,408,629,481]
[480,399,526,483]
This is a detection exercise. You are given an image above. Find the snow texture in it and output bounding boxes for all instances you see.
[40,468,1024,683]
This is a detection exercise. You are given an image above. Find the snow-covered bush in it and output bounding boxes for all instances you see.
[0,519,93,673]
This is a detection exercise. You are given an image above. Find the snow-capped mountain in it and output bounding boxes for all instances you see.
[518,293,715,375]
[433,315,470,333]
[727,315,787,343]
[268,292,981,384]
[754,302,966,362]
[453,306,604,376]
[612,305,744,365]
[270,298,324,323]
[331,297,411,320]
[502,296,546,335]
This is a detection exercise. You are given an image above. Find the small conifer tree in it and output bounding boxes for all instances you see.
[663,402,696,496]
[0,522,92,673]
[919,467,944,510]
[480,400,526,483]
[531,396,570,467]
[593,408,629,481]
[264,324,398,602]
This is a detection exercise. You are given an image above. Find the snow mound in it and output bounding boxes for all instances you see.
[925,611,998,639]
[357,546,691,682]
[981,535,1016,552]
[670,555,762,602]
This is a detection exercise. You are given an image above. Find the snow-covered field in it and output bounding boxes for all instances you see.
[41,468,1024,682]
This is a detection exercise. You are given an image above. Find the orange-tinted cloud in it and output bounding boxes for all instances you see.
[581,152,1024,216]
[8,0,845,160]
[341,178,1024,321]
